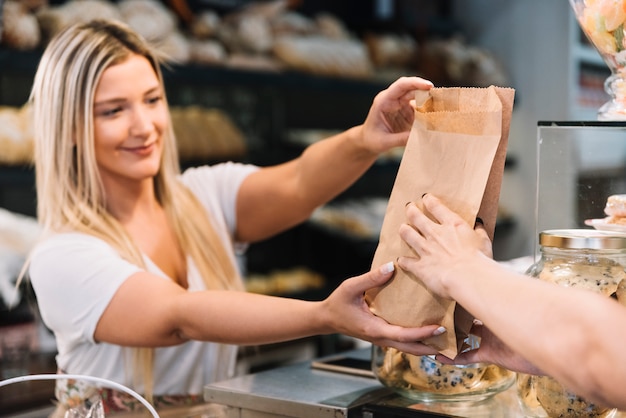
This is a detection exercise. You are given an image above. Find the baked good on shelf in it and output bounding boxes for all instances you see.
[1,0,41,50]
[36,0,122,45]
[189,10,221,39]
[189,39,227,66]
[171,106,247,161]
[365,33,418,69]
[118,0,178,43]
[0,104,34,165]
[273,36,373,78]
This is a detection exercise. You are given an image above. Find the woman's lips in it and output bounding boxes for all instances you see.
[123,142,156,156]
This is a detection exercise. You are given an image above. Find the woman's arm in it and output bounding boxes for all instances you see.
[398,194,626,408]
[235,77,433,242]
[94,261,443,357]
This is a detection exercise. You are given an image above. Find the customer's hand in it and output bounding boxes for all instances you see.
[397,194,492,299]
[438,322,545,375]
[360,76,433,154]
[398,195,545,374]
[321,261,442,357]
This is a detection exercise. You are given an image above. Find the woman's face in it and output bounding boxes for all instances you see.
[92,54,168,188]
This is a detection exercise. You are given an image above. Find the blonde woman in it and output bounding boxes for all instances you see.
[27,19,442,415]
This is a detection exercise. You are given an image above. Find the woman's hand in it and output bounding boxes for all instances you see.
[359,76,433,154]
[321,261,443,357]
[397,194,492,299]
[437,322,544,375]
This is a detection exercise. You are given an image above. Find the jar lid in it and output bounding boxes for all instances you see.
[540,229,626,250]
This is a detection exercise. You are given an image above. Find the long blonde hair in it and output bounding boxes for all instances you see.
[30,19,243,400]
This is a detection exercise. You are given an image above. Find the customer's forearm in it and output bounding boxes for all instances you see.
[447,257,626,405]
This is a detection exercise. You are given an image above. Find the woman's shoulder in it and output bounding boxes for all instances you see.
[180,161,259,186]
[179,162,259,213]
[30,232,127,271]
[29,231,141,288]
[34,231,113,252]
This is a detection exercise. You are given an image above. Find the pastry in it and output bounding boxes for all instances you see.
[603,194,626,224]
[535,376,611,418]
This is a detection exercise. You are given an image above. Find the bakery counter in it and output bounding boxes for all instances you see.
[204,348,527,418]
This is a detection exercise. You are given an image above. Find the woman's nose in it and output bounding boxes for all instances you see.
[129,107,151,136]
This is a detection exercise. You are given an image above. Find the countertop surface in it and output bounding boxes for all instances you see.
[204,348,528,418]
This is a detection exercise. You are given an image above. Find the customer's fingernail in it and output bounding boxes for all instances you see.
[433,326,447,336]
[422,193,427,198]
[475,217,484,226]
[405,201,412,207]
[380,261,395,274]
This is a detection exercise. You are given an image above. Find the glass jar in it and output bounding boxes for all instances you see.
[569,0,626,120]
[518,229,626,418]
[371,335,516,402]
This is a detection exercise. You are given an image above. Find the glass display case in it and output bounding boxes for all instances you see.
[535,121,626,255]
[529,121,626,417]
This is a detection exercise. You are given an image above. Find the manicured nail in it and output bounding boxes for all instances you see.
[380,261,395,274]
[422,193,427,198]
[433,326,447,336]
[405,201,413,206]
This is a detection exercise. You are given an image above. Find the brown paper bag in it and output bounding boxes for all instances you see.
[365,86,515,358]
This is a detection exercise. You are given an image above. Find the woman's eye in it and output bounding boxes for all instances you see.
[147,95,162,105]
[100,106,123,117]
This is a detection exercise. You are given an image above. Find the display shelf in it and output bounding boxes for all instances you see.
[0,47,387,106]
[0,164,36,217]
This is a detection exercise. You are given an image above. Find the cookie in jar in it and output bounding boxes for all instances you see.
[519,229,626,418]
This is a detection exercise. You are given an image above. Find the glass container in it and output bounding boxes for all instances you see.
[570,0,626,120]
[372,337,515,403]
[518,228,626,418]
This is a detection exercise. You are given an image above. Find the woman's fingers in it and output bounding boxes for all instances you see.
[473,224,494,257]
[406,195,491,258]
[404,202,437,240]
[366,319,445,357]
[398,222,426,254]
[420,194,465,226]
[404,194,461,241]
[344,261,396,296]
[385,76,434,102]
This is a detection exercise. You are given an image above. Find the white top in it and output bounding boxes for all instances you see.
[29,162,258,396]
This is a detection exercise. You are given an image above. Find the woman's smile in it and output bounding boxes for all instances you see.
[121,141,157,156]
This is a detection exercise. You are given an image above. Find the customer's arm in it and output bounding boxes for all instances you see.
[398,194,626,408]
